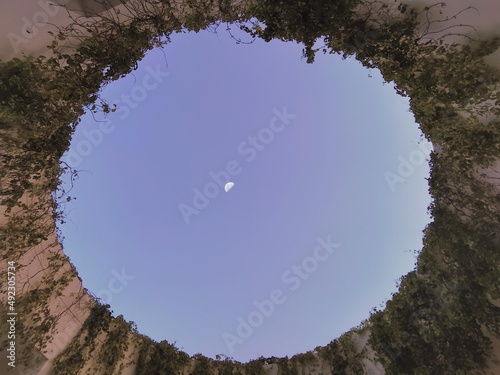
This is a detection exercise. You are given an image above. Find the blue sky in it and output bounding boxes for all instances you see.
[60,27,432,362]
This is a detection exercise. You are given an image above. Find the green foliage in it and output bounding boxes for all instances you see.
[191,354,214,375]
[241,0,358,62]
[97,315,132,373]
[276,359,298,375]
[52,303,112,374]
[243,359,266,375]
[217,359,239,375]
[319,335,365,375]
[135,338,190,375]
[290,351,315,364]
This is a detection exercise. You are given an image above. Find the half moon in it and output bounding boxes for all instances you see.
[224,182,235,192]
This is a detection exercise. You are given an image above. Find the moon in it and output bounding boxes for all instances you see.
[224,182,234,192]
